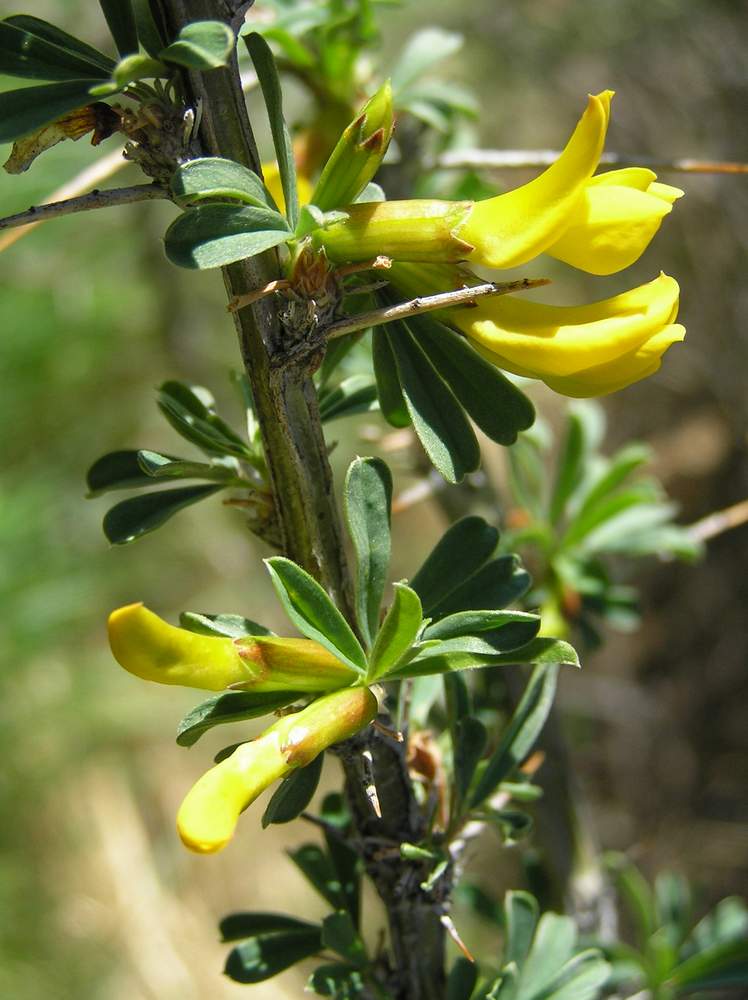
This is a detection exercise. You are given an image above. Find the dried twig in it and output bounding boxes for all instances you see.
[324,277,550,340]
[0,182,170,234]
[434,149,748,175]
[690,497,748,543]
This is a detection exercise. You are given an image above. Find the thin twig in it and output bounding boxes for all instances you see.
[324,277,550,340]
[689,497,748,543]
[0,182,170,233]
[434,149,748,175]
[0,146,130,252]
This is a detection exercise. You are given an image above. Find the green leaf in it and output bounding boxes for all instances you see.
[372,326,410,428]
[308,963,366,998]
[322,911,366,965]
[89,53,167,95]
[504,891,539,968]
[368,583,423,681]
[453,715,487,803]
[423,610,540,642]
[265,557,367,673]
[319,794,361,925]
[669,937,748,992]
[410,516,499,616]
[136,450,244,484]
[447,956,478,1000]
[179,611,274,638]
[132,0,165,57]
[224,922,323,983]
[86,450,158,496]
[0,79,102,143]
[160,20,234,70]
[262,753,324,827]
[221,911,320,942]
[575,443,651,518]
[176,690,300,747]
[689,897,748,952]
[389,637,576,680]
[164,203,291,269]
[487,808,533,846]
[386,321,480,484]
[98,0,138,57]
[470,664,560,808]
[103,483,223,544]
[391,27,464,92]
[3,16,115,75]
[343,457,393,649]
[412,316,535,445]
[549,409,588,525]
[605,854,656,950]
[289,843,347,910]
[170,157,273,208]
[319,375,379,423]
[427,556,531,621]
[156,380,253,460]
[244,32,299,227]
[0,18,112,80]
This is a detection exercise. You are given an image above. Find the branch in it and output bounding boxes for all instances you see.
[0,183,170,233]
[324,277,551,340]
[690,497,748,543]
[434,149,748,175]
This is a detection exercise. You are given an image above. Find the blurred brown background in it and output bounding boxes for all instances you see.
[1,0,746,996]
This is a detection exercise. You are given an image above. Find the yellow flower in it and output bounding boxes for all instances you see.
[263,159,313,214]
[108,603,359,692]
[177,686,377,853]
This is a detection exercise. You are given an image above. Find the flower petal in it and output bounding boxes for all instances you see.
[454,273,680,378]
[459,91,613,268]
[546,169,684,274]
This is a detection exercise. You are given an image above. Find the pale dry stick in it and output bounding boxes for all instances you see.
[324,277,551,340]
[689,496,748,543]
[434,148,748,175]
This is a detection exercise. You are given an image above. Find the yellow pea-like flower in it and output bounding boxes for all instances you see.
[263,159,313,214]
[177,686,378,853]
[545,167,684,275]
[108,603,359,692]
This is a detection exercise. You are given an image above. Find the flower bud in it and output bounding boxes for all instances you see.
[309,81,394,212]
[108,603,359,692]
[177,686,378,852]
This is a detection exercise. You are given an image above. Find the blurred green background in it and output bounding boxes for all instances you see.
[1,1,746,997]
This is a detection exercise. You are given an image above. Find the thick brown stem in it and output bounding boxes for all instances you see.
[150,2,446,993]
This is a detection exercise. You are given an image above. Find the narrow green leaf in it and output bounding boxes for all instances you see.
[156,380,253,460]
[103,483,223,545]
[170,157,272,208]
[0,80,102,142]
[537,953,611,1000]
[179,611,274,639]
[343,457,393,649]
[244,32,299,227]
[319,794,361,926]
[176,690,300,747]
[262,753,324,827]
[220,912,320,942]
[319,376,379,423]
[3,16,115,74]
[98,0,138,57]
[89,53,167,96]
[549,409,587,525]
[605,854,656,950]
[322,911,366,965]
[504,891,539,968]
[265,557,367,672]
[391,27,464,92]
[137,450,243,484]
[288,844,346,910]
[86,450,158,496]
[225,926,323,984]
[372,326,410,427]
[367,583,422,681]
[519,912,576,997]
[668,938,748,992]
[423,610,539,642]
[0,18,111,80]
[575,443,651,517]
[164,203,291,270]
[447,956,478,1000]
[160,20,234,70]
[388,638,576,680]
[470,664,560,808]
[410,516,499,616]
[132,0,164,58]
[453,715,487,803]
[386,321,480,484]
[487,808,533,845]
[412,315,534,445]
